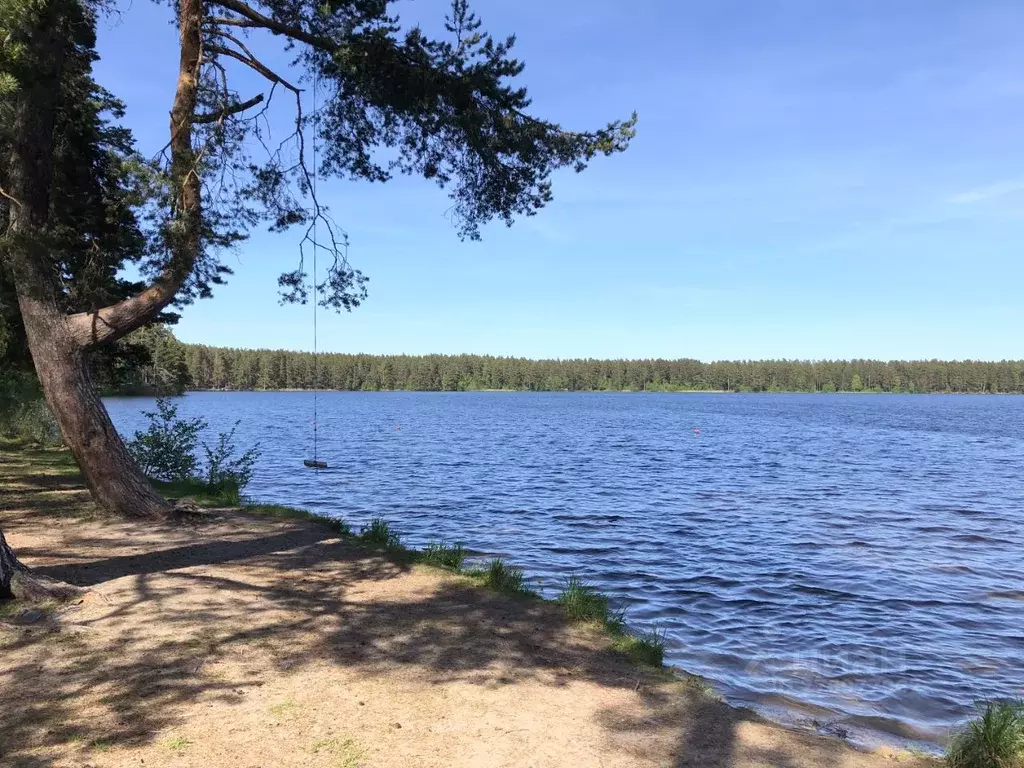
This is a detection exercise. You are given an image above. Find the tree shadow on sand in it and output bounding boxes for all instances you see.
[0,516,671,764]
[1,510,923,768]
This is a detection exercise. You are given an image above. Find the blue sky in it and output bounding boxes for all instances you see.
[95,0,1024,360]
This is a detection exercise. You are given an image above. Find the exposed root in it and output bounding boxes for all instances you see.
[9,571,86,602]
[1,527,85,603]
[170,497,218,519]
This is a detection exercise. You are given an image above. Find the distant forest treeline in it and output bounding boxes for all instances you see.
[168,340,1024,394]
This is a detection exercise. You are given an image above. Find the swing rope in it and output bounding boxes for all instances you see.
[312,68,319,464]
[303,69,326,470]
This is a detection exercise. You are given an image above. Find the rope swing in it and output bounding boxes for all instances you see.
[304,71,328,471]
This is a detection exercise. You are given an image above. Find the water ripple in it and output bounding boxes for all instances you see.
[105,391,1024,748]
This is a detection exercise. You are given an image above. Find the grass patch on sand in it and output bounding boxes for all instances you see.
[947,700,1024,768]
[164,735,192,753]
[89,736,116,752]
[0,437,82,492]
[0,599,57,621]
[0,438,77,470]
[557,576,626,629]
[269,700,298,718]
[468,558,538,598]
[310,736,364,767]
[153,477,233,507]
[359,517,405,550]
[611,629,667,667]
[682,673,718,698]
[420,540,467,570]
[155,477,353,536]
[556,576,667,667]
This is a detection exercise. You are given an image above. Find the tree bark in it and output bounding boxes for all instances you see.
[3,0,173,519]
[2,0,208,521]
[1,525,84,602]
[66,0,204,350]
[18,296,172,518]
[0,527,28,600]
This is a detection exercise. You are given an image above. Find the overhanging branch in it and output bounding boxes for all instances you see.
[208,0,335,50]
[204,15,261,29]
[66,277,186,349]
[194,92,265,124]
[206,43,302,94]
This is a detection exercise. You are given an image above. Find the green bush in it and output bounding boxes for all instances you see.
[947,701,1024,768]
[127,398,260,500]
[202,422,260,503]
[127,398,205,481]
[7,398,62,446]
[0,371,35,419]
[421,541,467,569]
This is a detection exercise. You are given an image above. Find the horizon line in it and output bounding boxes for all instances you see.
[177,342,1024,366]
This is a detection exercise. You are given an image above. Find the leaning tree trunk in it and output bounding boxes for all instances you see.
[18,294,172,519]
[3,0,174,520]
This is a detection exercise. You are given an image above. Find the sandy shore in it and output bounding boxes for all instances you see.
[0,444,936,767]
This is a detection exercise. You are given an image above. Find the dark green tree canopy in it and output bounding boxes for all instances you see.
[175,340,1024,395]
[180,0,636,309]
[3,0,635,336]
[0,0,169,370]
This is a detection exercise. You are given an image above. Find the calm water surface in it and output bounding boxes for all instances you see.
[106,392,1024,748]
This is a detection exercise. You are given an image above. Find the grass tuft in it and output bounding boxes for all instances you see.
[473,558,537,598]
[947,701,1024,768]
[89,736,115,752]
[555,575,670,667]
[311,736,364,767]
[165,735,192,752]
[556,576,625,630]
[612,628,667,667]
[269,700,298,717]
[684,674,718,698]
[359,517,405,551]
[420,540,467,570]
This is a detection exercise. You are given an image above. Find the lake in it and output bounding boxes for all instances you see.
[105,391,1024,749]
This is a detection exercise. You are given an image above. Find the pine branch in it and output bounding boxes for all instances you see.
[67,278,189,348]
[204,15,261,29]
[194,93,265,124]
[207,0,335,50]
[205,43,302,94]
